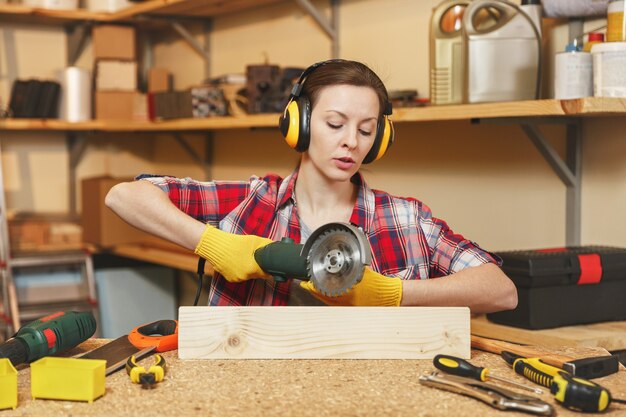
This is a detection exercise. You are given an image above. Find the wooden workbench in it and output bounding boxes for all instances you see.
[4,339,626,417]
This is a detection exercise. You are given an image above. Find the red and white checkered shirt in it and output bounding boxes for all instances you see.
[138,170,500,306]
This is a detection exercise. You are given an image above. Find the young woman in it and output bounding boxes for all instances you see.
[105,59,517,313]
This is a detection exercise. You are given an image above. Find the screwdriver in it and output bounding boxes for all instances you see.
[433,354,543,394]
[501,351,626,412]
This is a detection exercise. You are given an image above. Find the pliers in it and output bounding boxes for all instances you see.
[419,371,555,416]
[125,354,166,388]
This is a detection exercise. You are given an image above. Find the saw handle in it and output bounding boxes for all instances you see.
[254,237,309,282]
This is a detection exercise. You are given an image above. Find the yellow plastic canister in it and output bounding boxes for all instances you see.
[31,357,106,403]
[608,0,625,42]
[0,359,18,410]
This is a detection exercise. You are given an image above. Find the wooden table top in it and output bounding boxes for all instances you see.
[4,339,626,417]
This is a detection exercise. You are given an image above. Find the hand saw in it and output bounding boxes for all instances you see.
[78,319,177,376]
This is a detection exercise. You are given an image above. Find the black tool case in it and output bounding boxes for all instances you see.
[487,246,626,330]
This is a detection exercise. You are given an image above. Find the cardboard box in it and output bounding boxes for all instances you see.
[133,93,149,122]
[92,25,136,60]
[95,60,137,91]
[81,176,161,247]
[8,218,82,252]
[148,68,172,93]
[86,0,132,12]
[8,220,50,249]
[95,91,136,120]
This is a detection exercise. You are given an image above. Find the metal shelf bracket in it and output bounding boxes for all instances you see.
[294,0,340,58]
[480,117,583,246]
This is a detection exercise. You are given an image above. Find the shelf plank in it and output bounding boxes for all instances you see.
[0,114,278,132]
[395,97,626,122]
[2,98,625,133]
[0,3,112,24]
[112,242,210,274]
[0,0,286,24]
[142,0,286,18]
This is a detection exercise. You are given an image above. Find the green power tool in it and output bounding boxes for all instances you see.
[0,310,97,366]
[254,222,372,296]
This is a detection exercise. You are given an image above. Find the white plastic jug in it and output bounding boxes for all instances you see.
[462,0,542,103]
[430,0,472,105]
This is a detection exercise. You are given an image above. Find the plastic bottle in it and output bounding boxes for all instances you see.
[583,32,605,52]
[608,0,625,42]
[554,42,593,100]
[521,0,543,37]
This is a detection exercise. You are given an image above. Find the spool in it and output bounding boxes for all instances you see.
[58,67,91,122]
[591,42,626,97]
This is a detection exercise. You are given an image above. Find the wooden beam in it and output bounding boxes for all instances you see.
[178,306,470,359]
[471,315,626,351]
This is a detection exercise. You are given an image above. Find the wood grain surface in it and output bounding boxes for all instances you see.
[4,339,626,417]
[471,315,626,351]
[178,306,470,359]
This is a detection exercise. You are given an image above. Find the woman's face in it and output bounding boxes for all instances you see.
[306,84,379,182]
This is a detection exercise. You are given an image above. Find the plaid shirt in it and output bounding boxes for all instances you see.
[138,170,500,306]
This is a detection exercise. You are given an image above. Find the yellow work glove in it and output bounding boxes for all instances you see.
[300,267,403,306]
[194,224,274,283]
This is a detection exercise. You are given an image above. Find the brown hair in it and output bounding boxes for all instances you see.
[300,60,389,117]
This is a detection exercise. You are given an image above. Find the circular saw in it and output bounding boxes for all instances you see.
[254,222,371,297]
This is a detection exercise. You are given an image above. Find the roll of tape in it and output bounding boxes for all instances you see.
[58,67,91,122]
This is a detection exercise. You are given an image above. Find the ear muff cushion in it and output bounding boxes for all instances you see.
[281,100,301,150]
[363,116,394,164]
[295,96,311,152]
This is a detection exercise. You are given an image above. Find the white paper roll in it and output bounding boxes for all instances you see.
[58,67,91,122]
[543,0,609,18]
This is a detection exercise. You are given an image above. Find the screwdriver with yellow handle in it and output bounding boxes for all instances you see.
[502,351,626,412]
[433,354,543,394]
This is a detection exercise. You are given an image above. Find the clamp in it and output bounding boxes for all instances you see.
[125,354,166,388]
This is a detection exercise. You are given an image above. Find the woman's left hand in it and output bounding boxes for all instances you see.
[300,267,402,306]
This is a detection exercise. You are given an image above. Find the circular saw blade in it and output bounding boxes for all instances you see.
[306,226,366,297]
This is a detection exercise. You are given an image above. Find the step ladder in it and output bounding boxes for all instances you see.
[9,251,100,331]
[0,143,99,340]
[0,144,20,339]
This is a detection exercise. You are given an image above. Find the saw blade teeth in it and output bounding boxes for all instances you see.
[305,225,367,298]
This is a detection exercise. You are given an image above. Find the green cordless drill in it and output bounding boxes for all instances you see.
[0,311,97,366]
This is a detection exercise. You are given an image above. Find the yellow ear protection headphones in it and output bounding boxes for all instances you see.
[278,60,394,164]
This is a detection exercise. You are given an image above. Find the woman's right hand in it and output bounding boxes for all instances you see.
[194,224,274,282]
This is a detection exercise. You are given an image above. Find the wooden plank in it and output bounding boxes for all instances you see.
[2,98,626,133]
[0,0,285,23]
[394,97,626,122]
[144,0,285,18]
[179,306,470,359]
[471,315,626,351]
[0,3,111,24]
[112,242,208,274]
[0,114,278,132]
